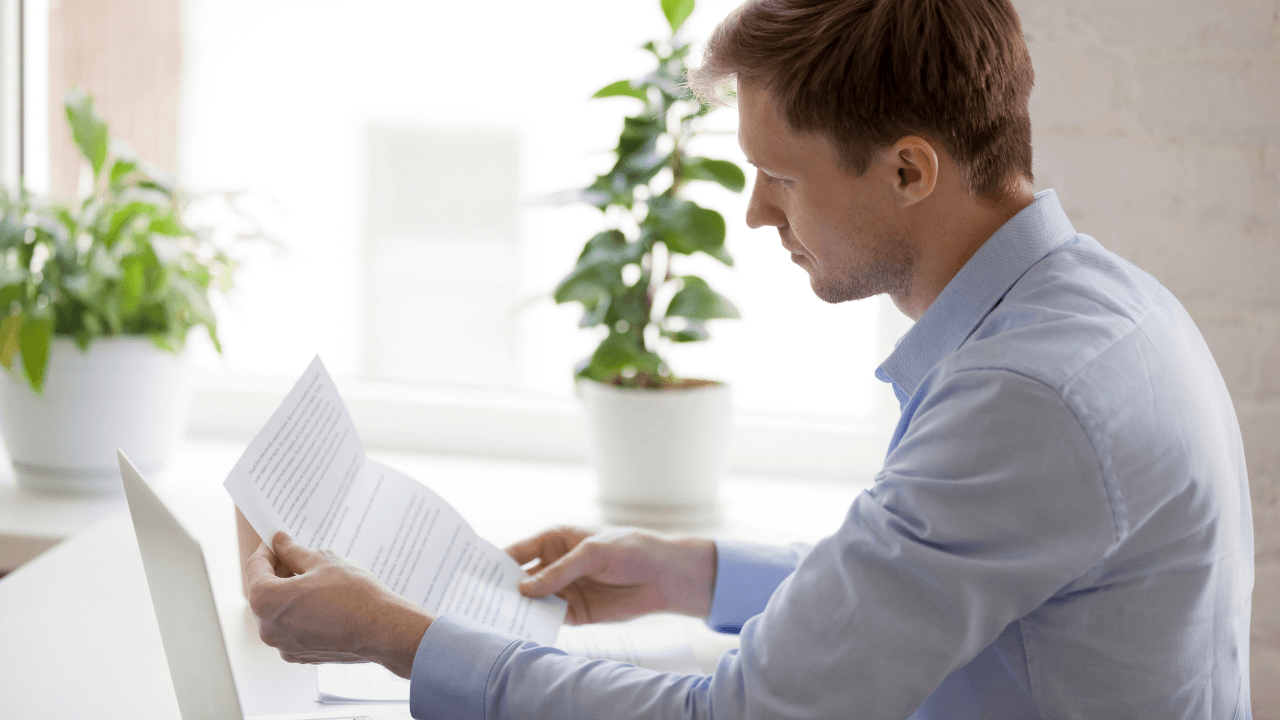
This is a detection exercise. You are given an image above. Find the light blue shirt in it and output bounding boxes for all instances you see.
[409,190,1254,719]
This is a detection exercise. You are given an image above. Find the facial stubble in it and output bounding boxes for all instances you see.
[809,227,916,305]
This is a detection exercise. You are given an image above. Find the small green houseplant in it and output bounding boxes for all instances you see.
[0,89,238,495]
[553,0,745,389]
[556,0,746,526]
[0,89,234,393]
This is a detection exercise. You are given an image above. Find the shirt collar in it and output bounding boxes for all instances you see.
[876,189,1077,398]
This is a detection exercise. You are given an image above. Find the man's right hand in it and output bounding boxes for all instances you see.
[507,526,717,625]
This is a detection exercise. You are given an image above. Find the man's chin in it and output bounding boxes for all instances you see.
[809,275,881,305]
[810,279,855,304]
[808,259,914,305]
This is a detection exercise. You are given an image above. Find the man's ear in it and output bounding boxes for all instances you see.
[886,136,938,206]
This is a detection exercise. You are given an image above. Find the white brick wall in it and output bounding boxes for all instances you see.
[1015,0,1280,714]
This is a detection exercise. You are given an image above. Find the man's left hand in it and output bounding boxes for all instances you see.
[245,531,433,679]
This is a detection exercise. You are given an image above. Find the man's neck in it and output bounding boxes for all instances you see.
[891,181,1036,320]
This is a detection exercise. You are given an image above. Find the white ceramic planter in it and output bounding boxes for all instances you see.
[0,336,191,495]
[578,379,731,528]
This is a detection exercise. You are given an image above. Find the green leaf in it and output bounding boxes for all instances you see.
[652,200,727,258]
[72,329,92,352]
[609,286,651,329]
[168,274,216,327]
[590,331,642,371]
[120,255,147,316]
[0,284,23,314]
[103,201,160,248]
[203,323,222,353]
[661,0,695,33]
[0,314,21,369]
[683,157,746,192]
[554,264,617,306]
[661,319,710,342]
[136,177,175,197]
[588,173,635,209]
[18,312,52,393]
[148,330,182,353]
[665,275,740,320]
[81,310,103,338]
[557,230,633,311]
[593,80,648,101]
[574,355,610,383]
[587,331,662,377]
[101,293,123,333]
[617,116,661,158]
[149,212,184,237]
[63,89,109,180]
[575,229,627,268]
[621,116,661,140]
[708,242,734,267]
[620,149,671,185]
[109,158,138,186]
[579,295,611,328]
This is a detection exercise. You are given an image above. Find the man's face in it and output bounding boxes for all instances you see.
[737,81,915,304]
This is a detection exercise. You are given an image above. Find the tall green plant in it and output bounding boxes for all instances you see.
[0,89,236,393]
[554,0,744,389]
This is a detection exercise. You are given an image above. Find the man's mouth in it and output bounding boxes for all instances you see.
[779,231,803,257]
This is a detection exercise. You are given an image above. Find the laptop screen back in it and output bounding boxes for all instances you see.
[119,450,244,720]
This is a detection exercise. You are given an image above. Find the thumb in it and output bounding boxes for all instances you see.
[272,531,322,574]
[520,542,599,598]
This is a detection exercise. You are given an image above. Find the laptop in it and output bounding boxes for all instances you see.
[118,450,373,720]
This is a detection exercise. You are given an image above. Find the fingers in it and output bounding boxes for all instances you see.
[271,531,324,575]
[520,540,600,598]
[505,526,589,567]
[244,541,281,592]
[279,650,368,665]
[505,533,548,566]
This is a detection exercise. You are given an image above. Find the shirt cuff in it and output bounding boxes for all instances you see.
[409,612,523,720]
[705,539,804,634]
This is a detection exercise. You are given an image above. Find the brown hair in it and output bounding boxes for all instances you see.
[689,0,1035,197]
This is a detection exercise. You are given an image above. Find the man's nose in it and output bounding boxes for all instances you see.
[745,171,785,229]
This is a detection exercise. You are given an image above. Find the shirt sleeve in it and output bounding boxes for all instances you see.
[410,368,1118,720]
[705,539,809,633]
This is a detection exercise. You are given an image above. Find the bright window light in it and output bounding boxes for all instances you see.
[179,0,900,424]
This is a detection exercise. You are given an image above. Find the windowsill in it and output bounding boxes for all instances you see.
[188,373,895,482]
[0,433,874,575]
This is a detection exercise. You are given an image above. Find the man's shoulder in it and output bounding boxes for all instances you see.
[943,234,1172,394]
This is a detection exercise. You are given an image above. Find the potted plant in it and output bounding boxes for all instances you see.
[0,89,236,495]
[554,0,745,526]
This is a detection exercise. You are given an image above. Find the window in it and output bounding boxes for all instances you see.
[16,0,912,479]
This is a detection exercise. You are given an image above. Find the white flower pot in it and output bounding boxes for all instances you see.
[578,379,731,528]
[0,336,191,495]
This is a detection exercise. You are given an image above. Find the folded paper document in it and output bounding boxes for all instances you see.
[224,356,567,646]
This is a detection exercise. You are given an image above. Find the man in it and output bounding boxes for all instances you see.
[246,0,1255,717]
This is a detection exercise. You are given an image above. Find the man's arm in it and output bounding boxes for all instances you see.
[408,369,1116,720]
[250,369,1114,720]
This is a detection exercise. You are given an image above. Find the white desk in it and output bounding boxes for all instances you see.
[0,437,866,719]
